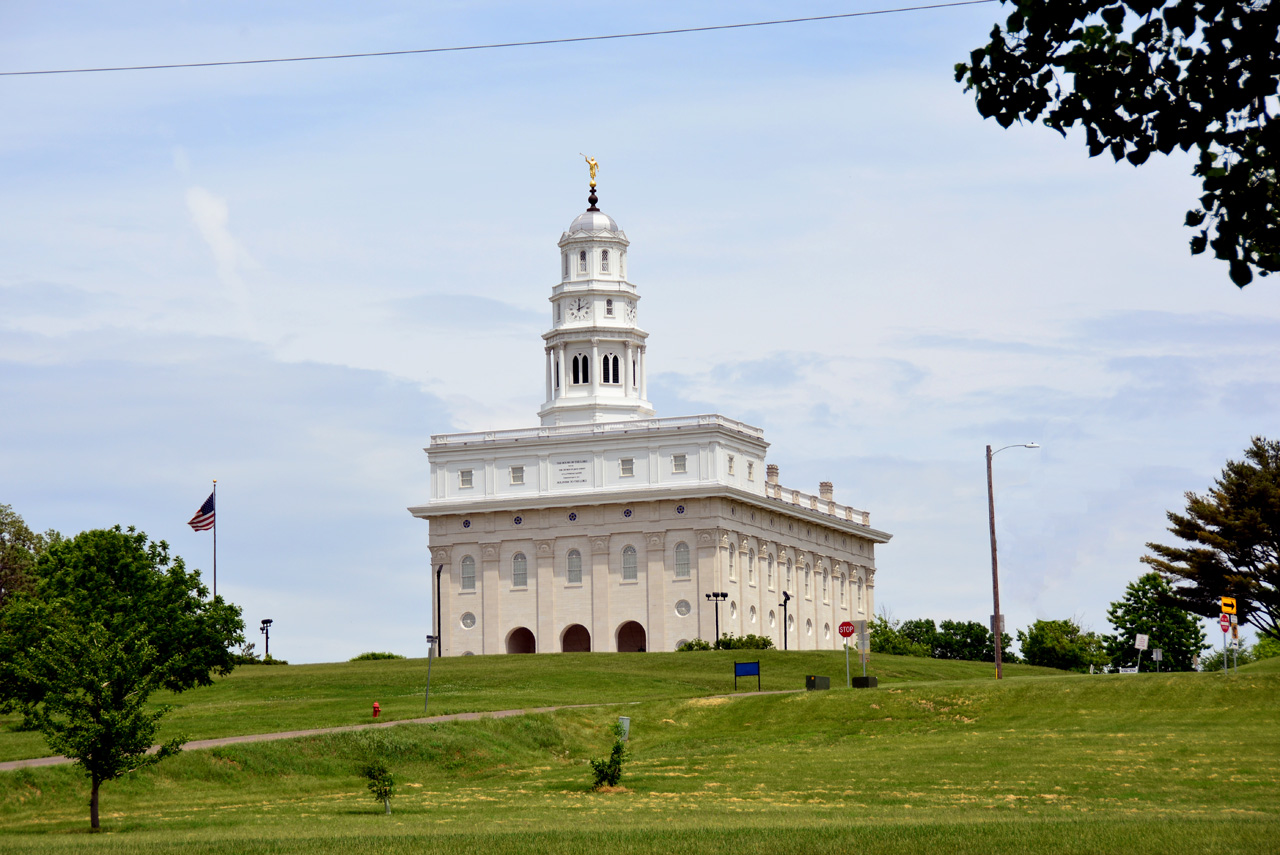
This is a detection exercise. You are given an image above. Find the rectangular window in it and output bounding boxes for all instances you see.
[674,543,691,579]
[728,455,735,475]
[622,547,638,581]
[747,461,754,481]
[510,465,524,485]
[672,453,687,474]
[620,458,634,477]
[459,469,473,489]
[461,557,476,591]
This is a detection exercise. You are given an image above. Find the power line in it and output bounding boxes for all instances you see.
[0,1,997,77]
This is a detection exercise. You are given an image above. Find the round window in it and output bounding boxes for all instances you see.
[675,599,691,617]
[460,612,476,629]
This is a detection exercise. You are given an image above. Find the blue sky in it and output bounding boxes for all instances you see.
[3,1,1276,662]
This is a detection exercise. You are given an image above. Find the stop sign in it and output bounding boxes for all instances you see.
[838,621,856,638]
[1219,614,1231,632]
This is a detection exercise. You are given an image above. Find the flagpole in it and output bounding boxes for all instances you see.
[212,479,217,599]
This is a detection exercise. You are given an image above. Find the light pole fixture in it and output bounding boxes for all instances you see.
[260,618,273,660]
[780,591,792,651]
[424,633,439,713]
[987,442,1040,680]
[706,591,728,642]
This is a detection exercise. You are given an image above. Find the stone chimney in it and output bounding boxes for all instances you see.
[766,464,779,485]
[819,481,834,500]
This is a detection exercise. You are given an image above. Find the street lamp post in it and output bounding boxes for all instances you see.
[706,591,728,642]
[987,442,1039,680]
[260,619,273,660]
[780,591,791,651]
[424,634,438,713]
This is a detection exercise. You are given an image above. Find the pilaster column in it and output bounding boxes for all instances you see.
[695,529,718,643]
[535,540,555,652]
[645,531,665,650]
[556,343,566,397]
[480,543,501,654]
[590,535,611,651]
[590,339,600,396]
[623,340,634,397]
[544,348,553,402]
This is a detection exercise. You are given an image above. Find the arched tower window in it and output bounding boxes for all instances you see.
[461,556,476,591]
[786,560,793,589]
[748,549,756,584]
[578,250,587,273]
[605,298,613,315]
[767,555,774,589]
[512,553,528,587]
[600,354,620,384]
[728,548,735,581]
[572,355,581,385]
[555,358,560,389]
[601,249,609,272]
[622,545,638,581]
[567,549,582,584]
[674,542,690,578]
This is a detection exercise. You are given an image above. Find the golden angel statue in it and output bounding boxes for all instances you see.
[580,153,599,187]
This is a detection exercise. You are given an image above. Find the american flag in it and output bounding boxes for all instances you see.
[188,491,216,531]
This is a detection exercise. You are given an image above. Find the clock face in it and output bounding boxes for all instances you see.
[567,297,590,321]
[624,301,637,323]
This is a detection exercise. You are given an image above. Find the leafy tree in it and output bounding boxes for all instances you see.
[589,721,629,790]
[1142,437,1280,641]
[869,613,931,657]
[1017,619,1110,672]
[0,526,243,831]
[360,761,395,815]
[956,1,1279,286]
[0,504,60,607]
[936,619,998,661]
[1106,571,1207,670]
[899,619,940,656]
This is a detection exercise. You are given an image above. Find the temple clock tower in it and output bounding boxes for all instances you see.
[538,179,655,425]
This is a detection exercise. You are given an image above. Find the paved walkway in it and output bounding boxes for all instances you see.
[0,690,797,772]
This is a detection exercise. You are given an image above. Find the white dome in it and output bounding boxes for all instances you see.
[568,209,620,234]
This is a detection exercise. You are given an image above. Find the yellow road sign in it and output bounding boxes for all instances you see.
[1221,596,1237,615]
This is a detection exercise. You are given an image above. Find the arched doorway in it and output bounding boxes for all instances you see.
[506,627,535,654]
[616,621,646,652]
[561,624,591,652]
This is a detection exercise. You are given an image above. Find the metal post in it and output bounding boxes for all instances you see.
[845,641,850,688]
[780,591,791,651]
[424,634,437,713]
[260,619,273,659]
[435,565,443,656]
[987,444,1002,680]
[706,591,727,643]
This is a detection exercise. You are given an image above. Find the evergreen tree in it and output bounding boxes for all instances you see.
[1143,437,1280,642]
[1106,572,1207,671]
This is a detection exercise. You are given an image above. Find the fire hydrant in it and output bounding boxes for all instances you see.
[372,702,381,719]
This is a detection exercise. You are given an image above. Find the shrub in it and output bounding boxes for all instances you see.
[350,651,406,661]
[589,722,629,790]
[360,761,395,814]
[714,633,775,650]
[676,638,712,651]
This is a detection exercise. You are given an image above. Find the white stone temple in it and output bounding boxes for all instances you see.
[409,176,890,655]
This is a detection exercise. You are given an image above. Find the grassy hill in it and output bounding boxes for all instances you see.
[0,649,1062,763]
[2,653,1277,853]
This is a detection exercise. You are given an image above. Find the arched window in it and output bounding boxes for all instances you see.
[840,574,846,605]
[572,355,581,385]
[567,550,582,584]
[674,542,690,578]
[786,560,793,590]
[622,545,638,581]
[581,355,590,384]
[578,250,587,272]
[767,555,774,589]
[601,249,609,272]
[461,556,476,591]
[804,567,811,595]
[512,553,527,587]
[728,547,735,581]
[748,549,756,584]
[822,570,828,600]
[602,354,618,384]
[605,298,613,315]
[555,358,560,389]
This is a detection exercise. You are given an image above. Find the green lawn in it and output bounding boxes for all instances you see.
[0,648,1060,763]
[1,654,1276,853]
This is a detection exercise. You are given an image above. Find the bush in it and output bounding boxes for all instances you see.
[360,761,395,815]
[350,651,406,661]
[676,638,712,651]
[714,633,775,650]
[589,722,629,790]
